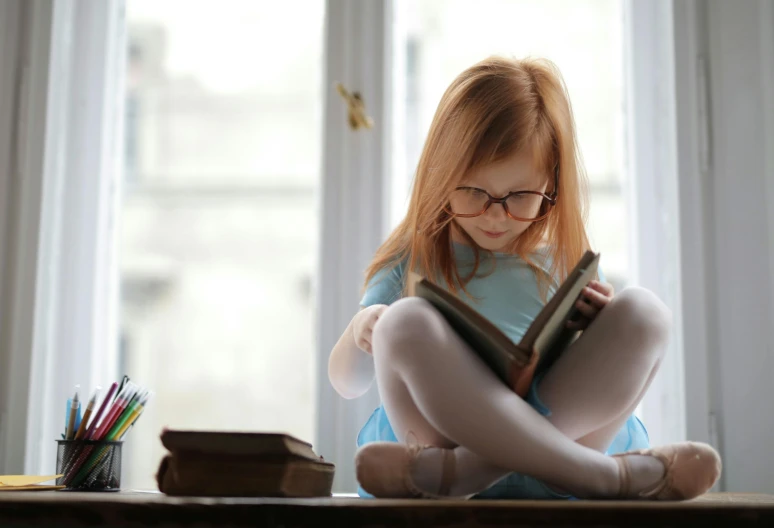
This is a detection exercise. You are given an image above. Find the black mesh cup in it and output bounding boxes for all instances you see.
[55,440,122,491]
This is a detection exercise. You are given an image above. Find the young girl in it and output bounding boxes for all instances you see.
[328,56,721,500]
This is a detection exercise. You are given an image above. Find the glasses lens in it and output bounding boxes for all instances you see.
[505,193,549,220]
[448,188,489,215]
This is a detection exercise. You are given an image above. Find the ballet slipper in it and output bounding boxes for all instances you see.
[354,441,472,499]
[613,441,722,500]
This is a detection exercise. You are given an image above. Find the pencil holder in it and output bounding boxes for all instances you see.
[55,440,122,491]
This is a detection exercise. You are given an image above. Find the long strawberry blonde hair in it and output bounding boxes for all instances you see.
[363,56,592,301]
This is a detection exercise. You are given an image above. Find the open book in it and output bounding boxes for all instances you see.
[407,250,600,398]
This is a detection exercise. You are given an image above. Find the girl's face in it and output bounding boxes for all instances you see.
[450,150,550,252]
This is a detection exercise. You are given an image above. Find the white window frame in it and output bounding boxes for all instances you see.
[0,0,124,474]
[671,0,774,493]
[623,0,687,448]
[671,0,715,452]
[692,0,774,492]
[315,0,393,493]
[0,0,710,493]
[0,0,43,473]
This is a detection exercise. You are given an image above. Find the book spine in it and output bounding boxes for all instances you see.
[509,350,539,399]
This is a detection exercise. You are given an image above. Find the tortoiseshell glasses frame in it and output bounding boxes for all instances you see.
[444,167,559,222]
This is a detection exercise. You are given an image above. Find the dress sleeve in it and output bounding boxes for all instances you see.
[359,261,406,307]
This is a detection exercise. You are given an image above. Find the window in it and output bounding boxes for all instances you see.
[0,0,688,487]
[120,0,324,489]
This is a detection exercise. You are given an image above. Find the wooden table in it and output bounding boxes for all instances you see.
[0,491,773,527]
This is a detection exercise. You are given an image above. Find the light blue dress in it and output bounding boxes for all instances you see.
[356,242,650,499]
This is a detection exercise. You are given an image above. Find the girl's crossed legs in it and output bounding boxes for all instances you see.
[358,287,705,499]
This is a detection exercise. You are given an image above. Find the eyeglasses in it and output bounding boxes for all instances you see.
[444,168,558,222]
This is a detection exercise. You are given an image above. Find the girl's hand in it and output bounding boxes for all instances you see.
[353,304,389,354]
[566,280,615,331]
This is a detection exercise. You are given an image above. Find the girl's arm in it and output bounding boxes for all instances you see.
[328,305,387,399]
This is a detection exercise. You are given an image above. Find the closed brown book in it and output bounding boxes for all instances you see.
[159,429,321,461]
[156,453,335,498]
[156,430,335,497]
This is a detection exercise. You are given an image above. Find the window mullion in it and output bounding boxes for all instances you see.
[316,0,393,493]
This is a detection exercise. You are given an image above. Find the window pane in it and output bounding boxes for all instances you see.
[121,0,324,489]
[393,0,628,286]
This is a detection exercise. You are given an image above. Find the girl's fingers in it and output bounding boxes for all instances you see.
[581,286,610,309]
[357,336,372,354]
[589,280,615,297]
[568,281,612,329]
[574,297,599,319]
[566,318,589,331]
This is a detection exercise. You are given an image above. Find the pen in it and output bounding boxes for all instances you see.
[107,389,147,440]
[84,382,118,440]
[115,375,130,401]
[94,382,138,440]
[108,385,144,434]
[74,387,101,440]
[73,383,82,432]
[65,391,79,440]
[116,391,153,440]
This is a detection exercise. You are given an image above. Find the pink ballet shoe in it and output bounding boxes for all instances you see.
[613,441,722,500]
[355,441,471,499]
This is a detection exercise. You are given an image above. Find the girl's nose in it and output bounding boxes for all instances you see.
[484,201,508,222]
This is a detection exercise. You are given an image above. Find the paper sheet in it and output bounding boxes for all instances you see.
[0,475,63,490]
[0,484,65,491]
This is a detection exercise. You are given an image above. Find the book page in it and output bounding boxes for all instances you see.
[532,252,599,358]
[406,272,532,382]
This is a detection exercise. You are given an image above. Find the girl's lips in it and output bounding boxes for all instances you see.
[481,229,506,238]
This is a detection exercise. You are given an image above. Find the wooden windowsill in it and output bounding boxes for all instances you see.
[0,491,772,527]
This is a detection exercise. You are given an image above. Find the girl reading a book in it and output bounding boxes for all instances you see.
[328,56,721,500]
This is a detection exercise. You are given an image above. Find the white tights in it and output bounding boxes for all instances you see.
[370,287,671,498]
